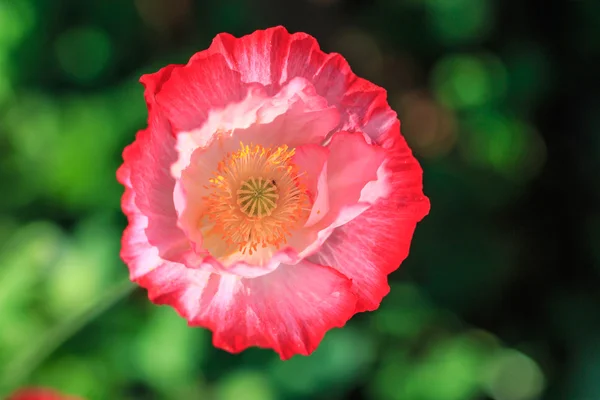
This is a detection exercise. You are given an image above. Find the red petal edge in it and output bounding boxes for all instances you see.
[311,125,430,312]
[206,26,399,143]
[136,259,357,360]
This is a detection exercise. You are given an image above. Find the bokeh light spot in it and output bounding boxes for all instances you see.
[271,327,374,395]
[134,306,206,393]
[373,283,437,338]
[432,54,507,110]
[425,0,493,45]
[54,26,113,83]
[217,371,275,400]
[405,334,490,400]
[45,219,118,316]
[459,111,547,182]
[37,357,108,400]
[396,90,458,159]
[5,93,61,161]
[0,0,35,48]
[0,63,12,103]
[483,349,545,400]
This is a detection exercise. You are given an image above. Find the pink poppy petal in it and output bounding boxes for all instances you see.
[172,86,338,269]
[287,131,391,259]
[120,179,180,280]
[324,131,390,223]
[118,111,190,273]
[156,54,246,133]
[139,63,181,112]
[206,26,397,142]
[311,134,430,312]
[171,78,337,181]
[137,259,357,360]
[292,143,330,227]
[141,260,356,360]
[206,26,293,88]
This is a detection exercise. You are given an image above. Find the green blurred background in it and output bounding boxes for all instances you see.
[0,0,597,399]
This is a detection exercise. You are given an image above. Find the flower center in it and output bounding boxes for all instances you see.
[204,143,309,254]
[237,177,279,218]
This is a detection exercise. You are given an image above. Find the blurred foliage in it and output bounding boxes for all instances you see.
[0,0,597,399]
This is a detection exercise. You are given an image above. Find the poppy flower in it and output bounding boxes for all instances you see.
[118,26,429,359]
[9,388,81,400]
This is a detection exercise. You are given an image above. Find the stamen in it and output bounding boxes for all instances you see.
[203,142,309,254]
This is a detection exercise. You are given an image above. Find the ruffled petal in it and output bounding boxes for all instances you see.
[206,26,292,88]
[252,78,339,147]
[287,131,390,259]
[206,26,398,143]
[171,77,337,180]
[118,108,190,274]
[119,170,182,280]
[322,131,390,225]
[155,54,246,133]
[310,213,418,313]
[310,131,430,312]
[171,82,338,272]
[140,64,181,112]
[139,259,356,360]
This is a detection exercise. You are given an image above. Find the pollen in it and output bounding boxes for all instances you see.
[203,142,310,254]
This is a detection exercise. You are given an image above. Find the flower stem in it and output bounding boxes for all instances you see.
[0,279,136,397]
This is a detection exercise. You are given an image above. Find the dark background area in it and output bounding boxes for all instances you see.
[0,0,598,399]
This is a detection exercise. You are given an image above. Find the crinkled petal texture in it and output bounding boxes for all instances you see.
[118,26,430,359]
